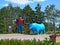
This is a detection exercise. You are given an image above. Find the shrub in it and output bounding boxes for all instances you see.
[0,39,59,45]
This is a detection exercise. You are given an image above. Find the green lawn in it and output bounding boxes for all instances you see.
[0,39,59,45]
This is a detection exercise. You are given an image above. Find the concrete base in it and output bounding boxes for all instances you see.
[56,34,60,42]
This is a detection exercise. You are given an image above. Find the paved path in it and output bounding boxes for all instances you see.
[0,34,50,41]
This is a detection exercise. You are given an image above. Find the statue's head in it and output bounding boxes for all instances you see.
[29,24,32,29]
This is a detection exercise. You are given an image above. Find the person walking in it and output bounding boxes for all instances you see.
[16,17,24,33]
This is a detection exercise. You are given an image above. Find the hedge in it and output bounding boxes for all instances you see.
[0,39,59,45]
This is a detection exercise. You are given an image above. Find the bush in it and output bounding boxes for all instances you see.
[0,39,59,45]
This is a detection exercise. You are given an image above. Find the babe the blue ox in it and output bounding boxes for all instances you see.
[29,23,46,34]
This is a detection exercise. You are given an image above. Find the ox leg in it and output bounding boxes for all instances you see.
[39,30,41,34]
[32,31,34,35]
[44,29,46,34]
[32,28,35,35]
[32,29,34,35]
[37,30,40,35]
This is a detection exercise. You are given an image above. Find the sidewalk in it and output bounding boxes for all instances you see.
[0,34,50,41]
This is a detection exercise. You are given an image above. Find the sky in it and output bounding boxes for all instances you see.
[0,0,60,11]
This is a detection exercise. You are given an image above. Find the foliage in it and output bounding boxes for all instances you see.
[0,3,60,33]
[0,39,59,45]
[45,5,60,33]
[35,3,45,23]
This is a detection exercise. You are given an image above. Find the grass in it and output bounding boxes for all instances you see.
[0,39,59,45]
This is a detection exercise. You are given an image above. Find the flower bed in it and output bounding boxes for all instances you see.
[0,39,59,45]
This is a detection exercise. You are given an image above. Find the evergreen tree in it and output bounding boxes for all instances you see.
[35,3,45,23]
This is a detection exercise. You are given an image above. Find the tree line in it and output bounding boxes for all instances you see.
[0,3,60,33]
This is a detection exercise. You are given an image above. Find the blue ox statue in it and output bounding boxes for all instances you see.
[29,23,46,34]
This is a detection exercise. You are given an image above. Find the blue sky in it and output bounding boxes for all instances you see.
[0,0,60,11]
